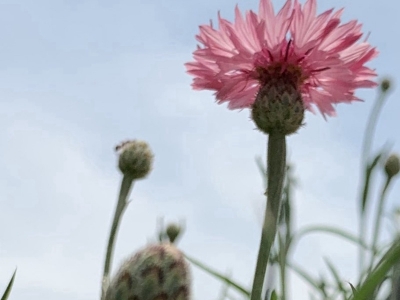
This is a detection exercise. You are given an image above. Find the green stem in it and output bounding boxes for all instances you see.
[368,177,392,273]
[101,175,134,300]
[361,92,387,166]
[359,89,389,275]
[278,233,286,300]
[250,133,286,300]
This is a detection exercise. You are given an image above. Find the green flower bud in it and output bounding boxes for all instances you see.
[385,154,400,179]
[251,79,304,135]
[116,140,154,179]
[166,223,183,244]
[106,244,191,300]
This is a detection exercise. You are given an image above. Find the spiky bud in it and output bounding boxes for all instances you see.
[385,154,400,179]
[116,140,154,179]
[166,223,182,244]
[251,80,304,135]
[105,244,191,300]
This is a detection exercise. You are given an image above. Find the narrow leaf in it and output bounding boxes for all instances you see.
[361,152,383,213]
[352,242,400,300]
[324,257,346,294]
[270,290,278,300]
[1,269,17,300]
[184,254,250,297]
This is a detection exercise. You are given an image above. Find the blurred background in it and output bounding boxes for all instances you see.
[0,0,399,299]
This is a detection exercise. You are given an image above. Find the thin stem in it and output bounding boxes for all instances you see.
[250,133,286,300]
[361,90,387,167]
[101,175,134,300]
[359,89,389,275]
[278,232,287,300]
[368,177,392,273]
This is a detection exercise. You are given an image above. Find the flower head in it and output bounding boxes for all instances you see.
[116,140,154,179]
[185,0,378,117]
[105,244,191,300]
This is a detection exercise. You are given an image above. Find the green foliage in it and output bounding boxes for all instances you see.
[178,82,400,300]
[1,269,16,300]
[184,254,251,298]
[270,290,278,300]
[97,81,397,299]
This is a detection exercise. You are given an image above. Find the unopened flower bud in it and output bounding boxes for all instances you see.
[116,140,154,179]
[385,154,400,179]
[251,80,304,135]
[166,223,183,244]
[105,243,191,300]
[380,78,391,93]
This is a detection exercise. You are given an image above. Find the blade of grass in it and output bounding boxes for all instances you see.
[353,241,400,300]
[324,257,347,298]
[286,261,328,297]
[288,225,371,253]
[1,269,16,300]
[218,270,232,300]
[184,254,251,297]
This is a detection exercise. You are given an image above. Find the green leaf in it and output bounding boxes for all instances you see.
[289,225,371,252]
[217,270,232,300]
[324,258,347,295]
[352,241,400,300]
[1,269,17,300]
[184,254,250,297]
[286,261,322,292]
[270,290,278,300]
[361,152,384,214]
[348,282,357,296]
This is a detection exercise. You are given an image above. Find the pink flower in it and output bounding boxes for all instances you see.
[185,0,378,117]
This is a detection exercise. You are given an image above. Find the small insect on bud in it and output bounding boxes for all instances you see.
[105,243,191,300]
[116,140,154,179]
[166,223,183,244]
[385,154,400,179]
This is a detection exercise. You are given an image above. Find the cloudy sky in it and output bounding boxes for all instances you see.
[1,0,400,299]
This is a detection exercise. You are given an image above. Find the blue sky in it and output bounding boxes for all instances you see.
[0,0,400,299]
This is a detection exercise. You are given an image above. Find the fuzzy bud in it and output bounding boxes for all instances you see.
[251,80,304,135]
[116,140,154,179]
[385,154,400,179]
[166,223,182,244]
[105,244,191,300]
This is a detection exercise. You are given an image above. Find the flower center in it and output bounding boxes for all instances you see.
[254,63,307,90]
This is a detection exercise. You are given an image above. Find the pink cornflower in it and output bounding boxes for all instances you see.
[185,0,378,117]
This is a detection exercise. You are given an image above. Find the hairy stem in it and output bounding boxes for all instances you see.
[251,133,286,300]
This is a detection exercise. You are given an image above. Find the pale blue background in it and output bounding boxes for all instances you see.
[0,0,399,299]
